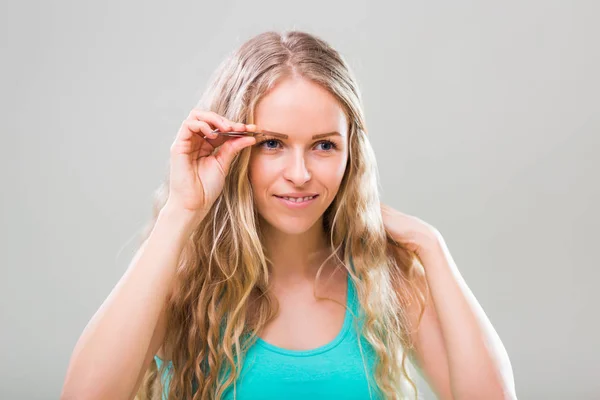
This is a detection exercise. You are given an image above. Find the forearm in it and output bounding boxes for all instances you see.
[417,239,516,400]
[61,204,204,399]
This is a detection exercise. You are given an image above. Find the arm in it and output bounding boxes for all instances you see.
[60,204,204,400]
[398,237,517,400]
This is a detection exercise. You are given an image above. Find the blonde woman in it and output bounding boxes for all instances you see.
[61,31,516,400]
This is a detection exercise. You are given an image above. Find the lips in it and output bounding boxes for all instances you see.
[273,194,319,209]
[274,195,318,202]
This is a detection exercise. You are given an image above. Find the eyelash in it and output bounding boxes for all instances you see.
[255,138,339,152]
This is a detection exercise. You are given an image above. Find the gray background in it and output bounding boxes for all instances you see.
[1,1,598,399]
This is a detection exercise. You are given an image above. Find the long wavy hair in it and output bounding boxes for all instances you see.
[135,30,428,400]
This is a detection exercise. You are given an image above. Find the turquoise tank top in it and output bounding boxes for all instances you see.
[154,258,382,399]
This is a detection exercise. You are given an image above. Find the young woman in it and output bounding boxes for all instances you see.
[62,31,516,400]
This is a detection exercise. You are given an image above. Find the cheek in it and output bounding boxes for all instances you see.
[319,157,347,190]
[248,158,270,194]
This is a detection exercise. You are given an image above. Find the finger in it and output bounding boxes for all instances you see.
[171,131,216,158]
[229,121,248,132]
[188,109,233,133]
[204,122,255,147]
[218,116,255,134]
[195,141,217,159]
[213,114,248,132]
[187,120,227,145]
[213,136,257,174]
[183,120,214,137]
[172,122,212,156]
[177,119,228,156]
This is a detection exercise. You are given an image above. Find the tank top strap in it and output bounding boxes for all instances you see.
[347,254,359,317]
[349,253,356,273]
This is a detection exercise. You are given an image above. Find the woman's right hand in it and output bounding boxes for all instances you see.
[166,109,258,215]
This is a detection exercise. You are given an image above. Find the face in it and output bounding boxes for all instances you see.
[248,77,349,235]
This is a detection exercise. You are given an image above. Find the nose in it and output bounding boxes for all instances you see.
[282,150,311,186]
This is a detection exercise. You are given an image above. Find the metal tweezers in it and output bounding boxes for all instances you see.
[206,128,287,138]
[208,128,265,137]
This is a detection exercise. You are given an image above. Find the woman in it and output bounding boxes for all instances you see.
[62,31,516,400]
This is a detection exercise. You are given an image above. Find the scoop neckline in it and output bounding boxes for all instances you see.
[255,271,354,357]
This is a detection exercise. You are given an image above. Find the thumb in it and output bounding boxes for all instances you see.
[213,136,256,175]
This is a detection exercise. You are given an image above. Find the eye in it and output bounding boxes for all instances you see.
[315,140,338,151]
[255,138,339,152]
[256,138,282,150]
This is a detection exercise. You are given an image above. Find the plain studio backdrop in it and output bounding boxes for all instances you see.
[1,1,598,399]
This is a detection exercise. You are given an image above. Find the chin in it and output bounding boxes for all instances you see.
[258,213,322,236]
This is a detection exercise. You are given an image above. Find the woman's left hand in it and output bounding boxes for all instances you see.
[380,202,442,258]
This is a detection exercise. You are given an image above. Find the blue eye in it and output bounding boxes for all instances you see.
[316,141,336,151]
[260,139,281,150]
[256,139,338,152]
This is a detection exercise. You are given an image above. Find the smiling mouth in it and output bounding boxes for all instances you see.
[274,195,319,203]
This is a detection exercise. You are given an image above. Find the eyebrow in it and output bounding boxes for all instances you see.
[313,131,342,139]
[260,130,342,140]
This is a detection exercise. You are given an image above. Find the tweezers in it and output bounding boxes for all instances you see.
[207,128,287,138]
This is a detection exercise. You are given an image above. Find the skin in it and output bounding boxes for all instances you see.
[246,76,516,398]
[249,76,349,281]
[247,76,350,350]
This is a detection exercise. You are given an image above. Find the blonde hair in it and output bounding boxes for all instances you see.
[136,30,428,400]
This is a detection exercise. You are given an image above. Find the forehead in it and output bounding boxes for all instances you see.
[253,77,347,138]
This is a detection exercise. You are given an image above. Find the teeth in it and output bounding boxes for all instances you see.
[280,195,316,203]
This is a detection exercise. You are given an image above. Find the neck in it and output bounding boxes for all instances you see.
[259,216,333,283]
